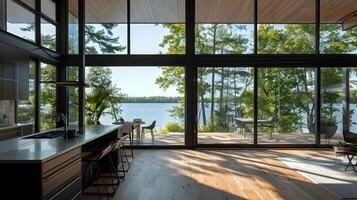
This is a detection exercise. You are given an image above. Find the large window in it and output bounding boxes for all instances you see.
[67,66,79,126]
[258,68,315,144]
[40,63,56,131]
[195,0,254,54]
[130,0,185,54]
[347,68,357,133]
[41,0,56,21]
[320,68,343,144]
[68,0,79,54]
[320,0,357,54]
[41,18,56,51]
[85,0,127,54]
[6,0,36,42]
[197,67,254,144]
[328,68,357,145]
[6,0,58,50]
[85,66,185,145]
[17,60,36,124]
[258,0,316,54]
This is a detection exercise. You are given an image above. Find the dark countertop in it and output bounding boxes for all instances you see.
[0,125,120,163]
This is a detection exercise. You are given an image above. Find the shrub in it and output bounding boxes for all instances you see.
[198,122,229,132]
[161,122,184,133]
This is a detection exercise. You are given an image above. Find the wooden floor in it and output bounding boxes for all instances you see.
[86,149,341,200]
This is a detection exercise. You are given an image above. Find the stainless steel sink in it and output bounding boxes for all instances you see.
[23,131,65,139]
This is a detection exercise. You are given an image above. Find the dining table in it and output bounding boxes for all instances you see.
[113,120,146,141]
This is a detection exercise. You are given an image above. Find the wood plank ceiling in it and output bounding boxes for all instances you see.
[12,0,357,25]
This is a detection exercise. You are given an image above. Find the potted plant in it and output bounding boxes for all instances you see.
[320,116,338,140]
[334,141,345,153]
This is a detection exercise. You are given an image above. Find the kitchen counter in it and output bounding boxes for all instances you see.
[0,122,32,131]
[0,125,121,163]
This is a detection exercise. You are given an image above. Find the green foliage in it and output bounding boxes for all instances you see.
[123,96,180,103]
[85,24,126,54]
[198,122,229,133]
[160,122,184,133]
[321,117,337,126]
[85,67,126,125]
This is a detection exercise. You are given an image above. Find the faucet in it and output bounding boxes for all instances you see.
[57,113,68,140]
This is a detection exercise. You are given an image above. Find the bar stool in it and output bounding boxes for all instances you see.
[121,122,134,158]
[82,142,118,199]
[112,135,130,178]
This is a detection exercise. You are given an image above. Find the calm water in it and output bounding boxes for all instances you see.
[99,103,357,132]
[100,103,182,129]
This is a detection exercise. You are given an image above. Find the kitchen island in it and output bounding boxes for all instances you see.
[0,125,121,200]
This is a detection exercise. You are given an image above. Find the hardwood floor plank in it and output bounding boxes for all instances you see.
[88,149,341,200]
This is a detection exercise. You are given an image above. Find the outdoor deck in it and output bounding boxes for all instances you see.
[131,132,344,145]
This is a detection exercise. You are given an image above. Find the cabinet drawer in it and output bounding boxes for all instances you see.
[48,176,82,200]
[43,147,81,173]
[0,127,20,140]
[43,159,81,197]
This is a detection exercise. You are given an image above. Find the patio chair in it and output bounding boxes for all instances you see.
[142,121,156,141]
[343,131,357,144]
[259,115,279,139]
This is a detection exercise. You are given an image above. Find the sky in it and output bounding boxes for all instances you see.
[107,67,181,97]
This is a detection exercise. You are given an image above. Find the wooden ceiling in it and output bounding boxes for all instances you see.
[12,0,357,24]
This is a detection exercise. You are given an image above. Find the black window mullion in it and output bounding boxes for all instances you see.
[34,59,41,132]
[316,0,320,55]
[35,0,40,45]
[127,0,130,54]
[315,67,321,145]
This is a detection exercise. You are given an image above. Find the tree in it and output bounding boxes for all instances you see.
[85,24,126,54]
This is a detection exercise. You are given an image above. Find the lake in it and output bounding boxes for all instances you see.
[100,103,183,129]
[99,103,357,132]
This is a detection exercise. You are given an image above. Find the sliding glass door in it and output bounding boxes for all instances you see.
[197,67,254,144]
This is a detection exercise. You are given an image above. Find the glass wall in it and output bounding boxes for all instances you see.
[197,67,254,144]
[67,67,79,126]
[320,68,343,144]
[195,0,254,54]
[40,63,56,131]
[41,18,56,51]
[258,68,315,144]
[17,60,36,124]
[320,0,357,54]
[6,0,36,42]
[68,0,79,54]
[6,0,57,50]
[85,0,127,54]
[348,68,357,133]
[41,0,56,21]
[130,0,185,54]
[258,0,316,54]
[19,0,35,9]
[85,66,185,145]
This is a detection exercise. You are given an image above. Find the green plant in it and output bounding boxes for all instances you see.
[321,117,337,126]
[335,141,345,148]
[162,122,184,132]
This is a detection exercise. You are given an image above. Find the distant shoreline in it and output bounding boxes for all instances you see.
[122,96,181,103]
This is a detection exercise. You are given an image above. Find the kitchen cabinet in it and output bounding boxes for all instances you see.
[42,147,82,200]
[0,43,29,100]
[17,64,29,100]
